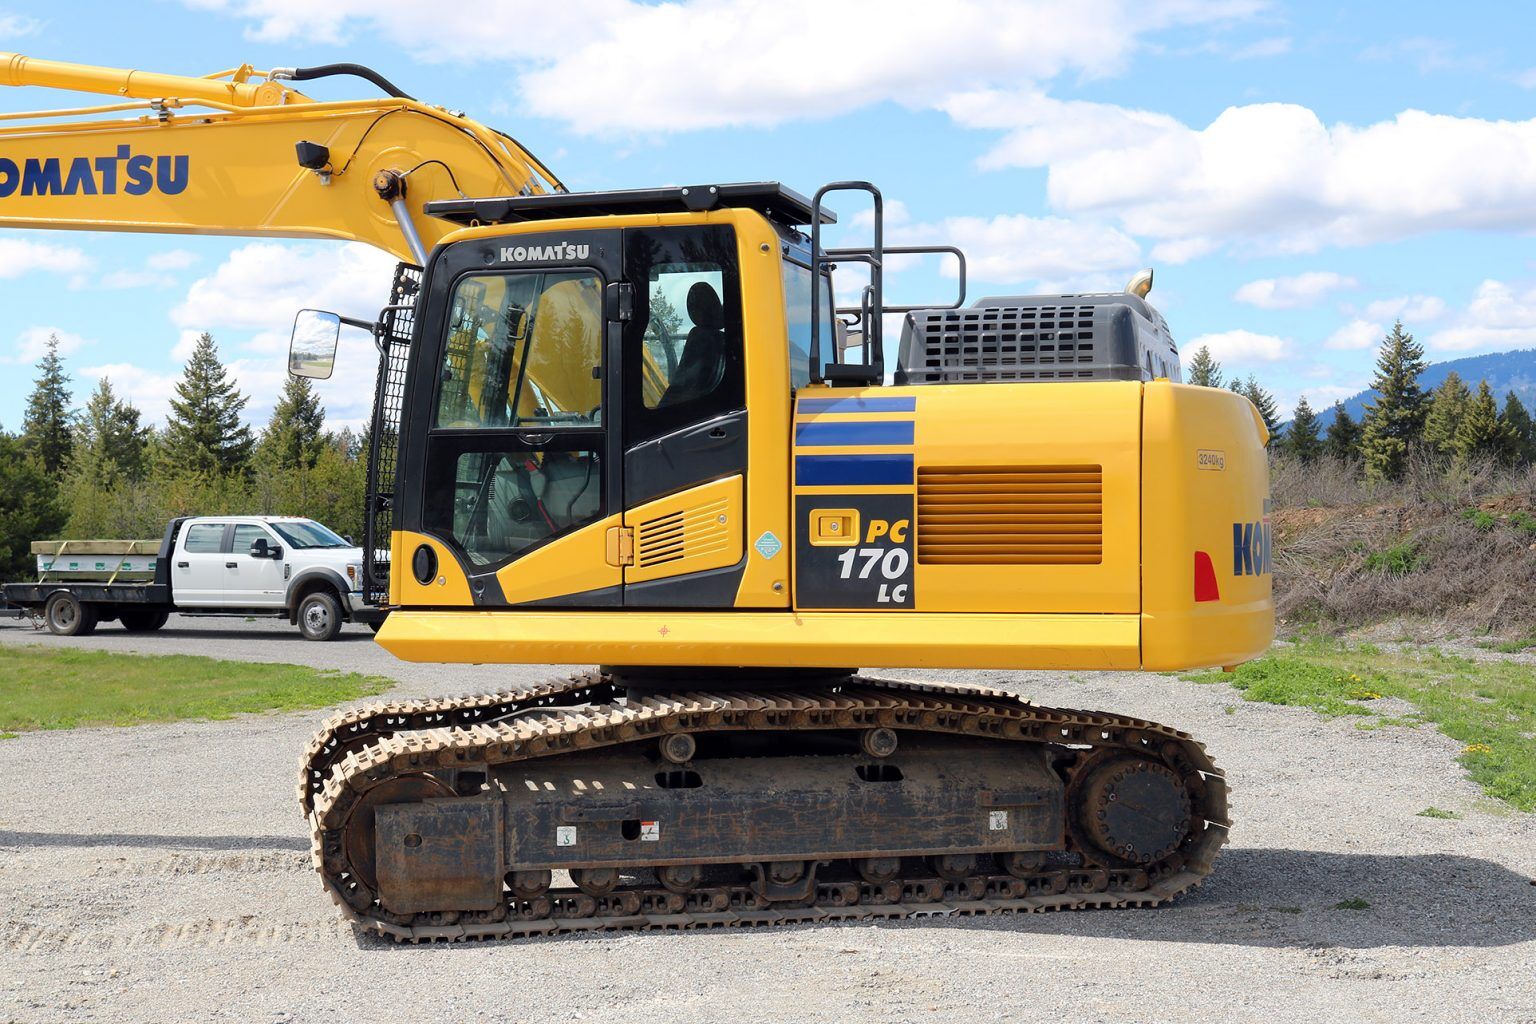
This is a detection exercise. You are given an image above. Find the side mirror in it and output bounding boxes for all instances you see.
[269,543,284,559]
[343,535,355,546]
[250,539,267,558]
[289,309,341,380]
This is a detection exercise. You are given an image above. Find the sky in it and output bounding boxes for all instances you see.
[2,0,1536,432]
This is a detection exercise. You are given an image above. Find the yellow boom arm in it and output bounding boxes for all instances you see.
[0,53,563,263]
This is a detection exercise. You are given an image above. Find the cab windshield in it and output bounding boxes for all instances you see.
[271,520,350,549]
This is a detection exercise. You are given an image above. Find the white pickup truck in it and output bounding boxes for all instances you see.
[1,515,383,641]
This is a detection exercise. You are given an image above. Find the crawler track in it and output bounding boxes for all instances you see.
[303,677,1229,942]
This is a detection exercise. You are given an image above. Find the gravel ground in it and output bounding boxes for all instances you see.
[2,615,1534,1024]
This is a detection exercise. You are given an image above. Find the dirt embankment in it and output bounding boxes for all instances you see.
[1270,456,1536,638]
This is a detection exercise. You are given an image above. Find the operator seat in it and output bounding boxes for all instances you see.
[659,282,728,407]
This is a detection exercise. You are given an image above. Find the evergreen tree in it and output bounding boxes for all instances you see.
[1499,392,1534,463]
[73,377,149,484]
[1241,374,1283,443]
[21,334,73,475]
[1454,380,1518,464]
[1284,396,1323,462]
[0,431,65,580]
[1185,345,1224,388]
[162,332,253,476]
[258,375,327,471]
[1359,321,1429,481]
[1421,371,1471,455]
[1325,402,1362,461]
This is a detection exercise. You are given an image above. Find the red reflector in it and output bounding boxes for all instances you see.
[1194,551,1220,603]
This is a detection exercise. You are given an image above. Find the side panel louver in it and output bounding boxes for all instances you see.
[626,475,744,584]
[917,466,1103,565]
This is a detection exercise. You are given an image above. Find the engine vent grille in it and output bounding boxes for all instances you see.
[917,466,1103,565]
[902,304,1099,384]
[635,495,733,569]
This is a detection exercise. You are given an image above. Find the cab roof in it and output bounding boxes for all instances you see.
[425,182,834,229]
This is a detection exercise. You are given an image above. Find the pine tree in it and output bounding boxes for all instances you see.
[73,378,149,484]
[162,332,252,476]
[0,431,65,580]
[1359,321,1429,481]
[1325,402,1362,460]
[258,375,327,472]
[1455,380,1518,465]
[1241,374,1282,444]
[1284,396,1323,462]
[21,334,73,475]
[1421,371,1471,455]
[1185,345,1223,388]
[1499,392,1534,463]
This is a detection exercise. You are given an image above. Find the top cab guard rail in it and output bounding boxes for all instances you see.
[809,181,967,386]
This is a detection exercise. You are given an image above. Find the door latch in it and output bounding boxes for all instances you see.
[605,526,635,566]
[605,282,633,322]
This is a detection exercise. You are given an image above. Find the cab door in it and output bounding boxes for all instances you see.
[227,523,287,608]
[619,224,748,607]
[175,521,228,606]
[408,230,626,608]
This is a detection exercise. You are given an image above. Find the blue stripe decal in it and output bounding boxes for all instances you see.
[797,396,917,414]
[796,454,915,487]
[794,420,915,447]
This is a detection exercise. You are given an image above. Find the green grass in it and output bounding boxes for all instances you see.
[1363,541,1422,575]
[1333,897,1371,910]
[1460,507,1497,532]
[0,644,392,732]
[1416,806,1462,820]
[1185,638,1536,811]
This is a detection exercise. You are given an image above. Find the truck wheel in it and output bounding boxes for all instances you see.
[297,590,343,642]
[120,608,170,633]
[45,592,98,637]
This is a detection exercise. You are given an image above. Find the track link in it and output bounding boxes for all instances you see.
[303,677,1229,942]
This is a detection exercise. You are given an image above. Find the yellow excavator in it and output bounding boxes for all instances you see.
[0,53,1272,940]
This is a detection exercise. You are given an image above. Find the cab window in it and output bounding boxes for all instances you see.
[624,225,745,443]
[183,523,225,553]
[436,271,603,429]
[232,524,273,554]
[781,259,835,391]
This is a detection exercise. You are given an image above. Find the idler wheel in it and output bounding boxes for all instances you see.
[341,773,455,892]
[857,856,901,884]
[571,867,619,896]
[1076,756,1192,865]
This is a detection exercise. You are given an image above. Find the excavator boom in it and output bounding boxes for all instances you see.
[0,52,562,262]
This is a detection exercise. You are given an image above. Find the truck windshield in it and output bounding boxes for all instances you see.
[271,520,349,549]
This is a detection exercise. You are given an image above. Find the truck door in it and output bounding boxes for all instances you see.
[175,521,228,606]
[618,224,748,607]
[227,523,286,608]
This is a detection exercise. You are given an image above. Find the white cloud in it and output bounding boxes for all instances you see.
[77,362,181,426]
[1233,271,1356,309]
[147,249,199,271]
[946,92,1536,256]
[896,213,1142,287]
[1324,319,1385,351]
[1517,68,1536,90]
[1428,279,1536,353]
[174,241,395,331]
[192,0,1260,133]
[172,241,398,427]
[1184,328,1288,363]
[0,239,91,278]
[1362,293,1447,322]
[0,14,42,39]
[7,326,91,364]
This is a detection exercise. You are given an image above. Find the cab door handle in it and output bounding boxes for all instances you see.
[177,561,189,568]
[225,562,238,569]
